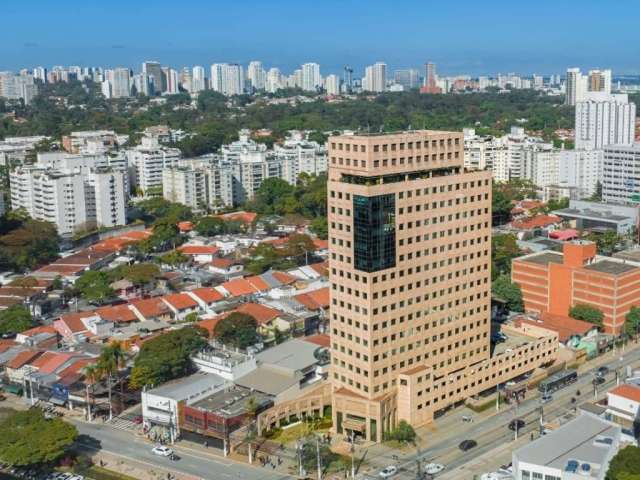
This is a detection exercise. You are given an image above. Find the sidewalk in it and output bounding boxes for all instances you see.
[87,450,200,480]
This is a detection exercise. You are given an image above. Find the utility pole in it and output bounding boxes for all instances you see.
[496,384,501,412]
[316,436,322,480]
[350,431,355,479]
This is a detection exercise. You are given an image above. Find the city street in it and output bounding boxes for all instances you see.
[72,420,292,480]
[359,343,640,479]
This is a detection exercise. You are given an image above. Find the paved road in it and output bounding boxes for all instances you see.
[368,345,640,479]
[73,421,292,480]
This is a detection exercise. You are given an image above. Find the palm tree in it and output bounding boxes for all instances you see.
[83,363,102,422]
[97,341,127,421]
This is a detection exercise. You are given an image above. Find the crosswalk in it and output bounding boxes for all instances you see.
[108,414,141,432]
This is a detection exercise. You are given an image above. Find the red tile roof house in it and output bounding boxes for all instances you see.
[54,311,114,343]
[161,293,201,321]
[178,244,220,264]
[207,258,244,278]
[185,288,225,312]
[129,297,172,322]
[5,350,44,385]
[235,302,294,339]
[15,325,59,349]
[605,384,640,430]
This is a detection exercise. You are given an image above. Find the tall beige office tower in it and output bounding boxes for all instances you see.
[327,130,557,442]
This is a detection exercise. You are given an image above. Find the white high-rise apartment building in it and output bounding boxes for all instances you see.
[558,149,603,198]
[324,74,340,95]
[211,64,245,96]
[191,66,206,93]
[602,144,640,204]
[363,62,387,93]
[301,63,321,92]
[111,68,131,98]
[163,130,327,209]
[394,69,420,89]
[127,136,181,194]
[165,68,180,94]
[266,68,283,93]
[33,67,47,83]
[9,165,126,236]
[565,67,587,106]
[210,63,225,92]
[575,93,636,150]
[247,61,266,91]
[163,167,207,212]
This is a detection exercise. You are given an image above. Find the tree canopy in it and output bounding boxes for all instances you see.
[0,409,78,467]
[0,305,33,335]
[385,420,417,444]
[625,307,640,337]
[607,446,640,480]
[0,214,60,273]
[213,312,258,349]
[492,275,524,312]
[569,304,604,326]
[492,234,522,280]
[74,270,114,304]
[129,326,208,389]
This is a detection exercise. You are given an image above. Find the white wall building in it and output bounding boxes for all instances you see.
[191,66,206,93]
[9,164,127,236]
[363,62,387,93]
[301,63,321,92]
[602,143,640,204]
[558,149,603,198]
[575,93,636,150]
[324,74,340,96]
[127,136,181,194]
[162,167,207,212]
[247,61,266,91]
[111,67,131,98]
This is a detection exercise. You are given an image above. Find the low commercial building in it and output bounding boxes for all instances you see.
[141,372,227,443]
[553,200,637,234]
[236,338,329,404]
[512,413,621,480]
[605,384,640,433]
[512,240,640,335]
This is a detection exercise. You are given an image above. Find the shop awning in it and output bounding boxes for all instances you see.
[342,418,366,432]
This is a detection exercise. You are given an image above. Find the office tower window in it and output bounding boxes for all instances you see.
[353,193,396,272]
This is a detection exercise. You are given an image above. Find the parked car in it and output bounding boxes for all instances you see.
[462,415,473,423]
[379,465,398,478]
[458,439,477,451]
[540,394,553,404]
[597,366,609,377]
[508,419,525,431]
[152,446,173,457]
[424,463,445,474]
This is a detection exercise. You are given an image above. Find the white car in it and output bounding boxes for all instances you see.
[424,463,445,474]
[379,465,398,478]
[152,445,174,457]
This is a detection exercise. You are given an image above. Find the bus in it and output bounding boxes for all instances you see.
[538,369,578,394]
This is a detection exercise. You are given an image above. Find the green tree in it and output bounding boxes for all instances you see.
[492,275,524,312]
[0,409,78,466]
[96,341,127,420]
[625,307,640,337]
[300,441,339,474]
[74,270,114,304]
[0,305,33,334]
[492,188,513,226]
[607,446,640,480]
[213,312,258,349]
[286,233,316,261]
[569,304,604,327]
[385,420,417,444]
[310,217,328,240]
[109,263,160,286]
[587,231,622,256]
[492,234,521,279]
[250,178,295,214]
[159,249,189,266]
[545,197,569,212]
[129,326,208,390]
[0,217,60,272]
[196,216,225,236]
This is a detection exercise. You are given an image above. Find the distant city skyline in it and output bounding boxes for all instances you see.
[2,0,640,75]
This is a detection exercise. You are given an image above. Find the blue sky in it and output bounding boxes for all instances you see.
[1,0,639,76]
